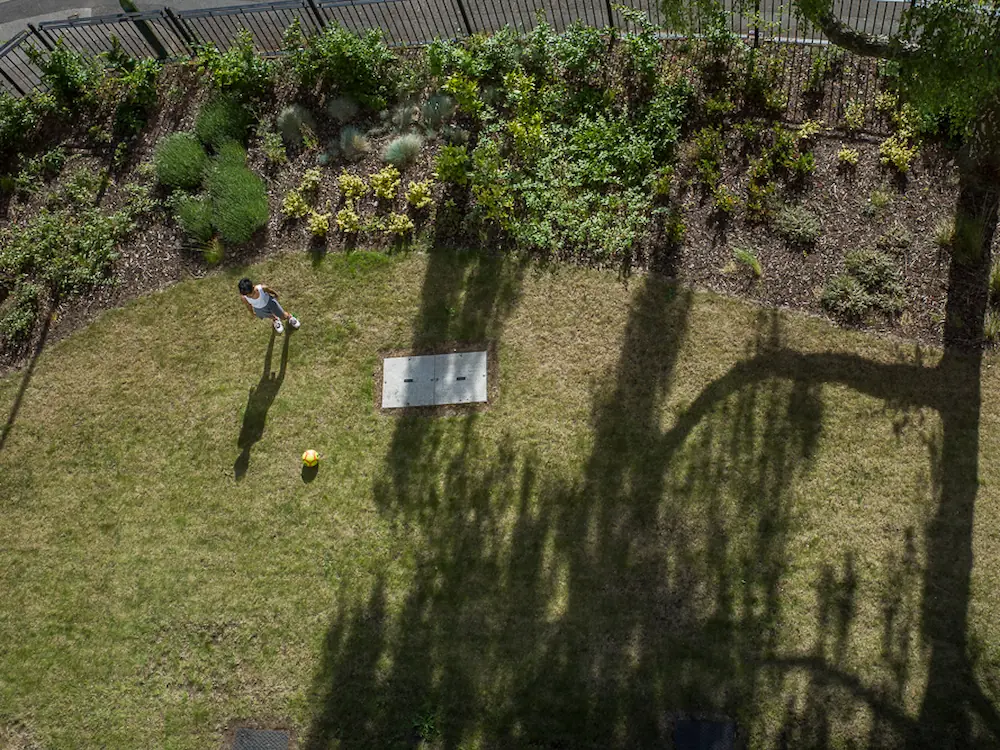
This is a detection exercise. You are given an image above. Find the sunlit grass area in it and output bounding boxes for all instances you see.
[1,248,999,749]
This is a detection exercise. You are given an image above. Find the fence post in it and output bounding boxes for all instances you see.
[454,0,473,37]
[305,0,326,32]
[752,0,760,48]
[165,8,196,53]
[27,24,53,52]
[605,0,615,29]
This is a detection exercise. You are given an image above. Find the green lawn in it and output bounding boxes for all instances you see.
[1,247,999,749]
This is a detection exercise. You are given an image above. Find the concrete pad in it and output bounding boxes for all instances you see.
[382,351,488,409]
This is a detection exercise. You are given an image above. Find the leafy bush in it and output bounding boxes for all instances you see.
[175,195,213,242]
[642,77,695,159]
[327,96,359,124]
[876,224,913,252]
[195,96,252,149]
[308,211,331,236]
[300,167,322,196]
[339,126,370,161]
[385,212,415,236]
[384,133,424,168]
[338,171,367,200]
[289,24,397,108]
[205,143,269,244]
[733,247,762,278]
[196,31,273,100]
[154,133,208,190]
[258,124,287,165]
[693,126,724,187]
[0,93,49,157]
[837,147,860,167]
[435,145,471,184]
[0,207,132,295]
[27,41,100,108]
[879,133,918,173]
[772,203,821,245]
[336,203,361,233]
[371,166,400,199]
[406,180,434,209]
[112,58,160,138]
[823,249,905,320]
[618,7,662,92]
[277,104,317,148]
[713,184,738,215]
[555,22,604,83]
[0,283,40,343]
[842,99,865,131]
[442,73,482,116]
[282,190,310,218]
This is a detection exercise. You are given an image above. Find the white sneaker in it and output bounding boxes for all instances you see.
[273,319,284,334]
[289,316,300,329]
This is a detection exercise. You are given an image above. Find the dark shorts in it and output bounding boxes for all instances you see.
[253,298,286,319]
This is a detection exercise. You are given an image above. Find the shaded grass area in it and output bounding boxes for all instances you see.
[1,249,999,749]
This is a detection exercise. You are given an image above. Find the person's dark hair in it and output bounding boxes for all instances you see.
[238,278,253,295]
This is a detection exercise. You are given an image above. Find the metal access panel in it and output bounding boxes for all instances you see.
[233,727,290,750]
[382,351,488,408]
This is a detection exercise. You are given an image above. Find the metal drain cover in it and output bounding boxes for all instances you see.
[233,728,290,750]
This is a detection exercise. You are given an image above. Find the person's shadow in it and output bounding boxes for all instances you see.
[234,331,290,480]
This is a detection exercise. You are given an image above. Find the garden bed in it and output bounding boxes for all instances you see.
[0,20,990,373]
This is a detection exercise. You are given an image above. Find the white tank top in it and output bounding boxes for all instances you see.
[243,286,270,309]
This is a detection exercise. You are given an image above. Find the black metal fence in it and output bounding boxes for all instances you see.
[0,0,911,98]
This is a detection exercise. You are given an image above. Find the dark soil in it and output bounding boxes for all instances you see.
[1,47,990,376]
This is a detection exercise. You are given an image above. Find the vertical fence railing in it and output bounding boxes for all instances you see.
[176,0,322,53]
[0,0,907,102]
[37,11,190,60]
[0,29,47,96]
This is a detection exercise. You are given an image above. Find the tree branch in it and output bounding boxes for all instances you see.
[799,0,918,60]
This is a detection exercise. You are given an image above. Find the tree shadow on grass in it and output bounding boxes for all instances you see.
[233,330,290,481]
[303,166,999,747]
[0,295,54,454]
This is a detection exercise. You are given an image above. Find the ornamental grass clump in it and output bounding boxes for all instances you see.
[277,104,317,147]
[175,195,213,242]
[154,133,208,190]
[195,96,252,150]
[205,143,269,244]
[339,126,370,162]
[383,133,423,169]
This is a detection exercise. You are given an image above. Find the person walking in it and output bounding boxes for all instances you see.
[239,277,301,334]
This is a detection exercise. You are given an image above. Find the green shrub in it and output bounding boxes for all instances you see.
[641,77,695,159]
[384,133,423,168]
[733,247,762,278]
[258,124,287,165]
[196,30,273,100]
[823,249,905,320]
[842,99,865,131]
[153,133,208,190]
[371,166,400,199]
[205,143,269,244]
[838,147,860,167]
[27,40,100,108]
[713,184,738,215]
[405,180,434,209]
[435,145,470,184]
[879,133,918,173]
[307,210,331,237]
[555,21,604,83]
[869,188,892,211]
[112,58,160,137]
[876,224,913,252]
[772,204,821,245]
[618,7,662,92]
[693,126,724,187]
[195,96,252,149]
[338,171,367,200]
[327,96,359,124]
[277,104,317,147]
[0,283,40,343]
[339,126,370,161]
[300,167,323,196]
[0,207,131,295]
[442,73,482,116]
[385,212,415,236]
[336,202,361,233]
[175,195,213,242]
[0,92,47,157]
[288,23,397,108]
